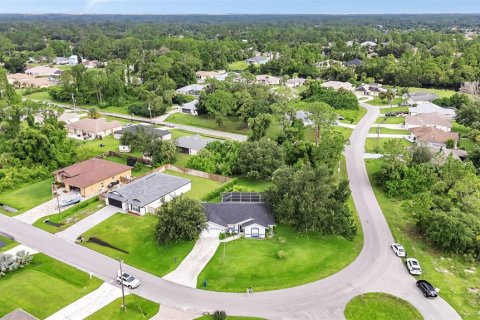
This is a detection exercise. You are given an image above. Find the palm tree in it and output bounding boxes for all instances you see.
[88,107,100,119]
[379,89,396,112]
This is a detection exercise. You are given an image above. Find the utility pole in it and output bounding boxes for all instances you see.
[376,124,381,152]
[119,259,126,311]
[222,241,226,261]
[53,183,61,214]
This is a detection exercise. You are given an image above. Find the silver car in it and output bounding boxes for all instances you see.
[391,243,407,257]
[406,258,422,275]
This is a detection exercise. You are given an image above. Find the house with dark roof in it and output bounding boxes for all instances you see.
[180,100,198,115]
[105,172,191,215]
[202,202,275,238]
[176,135,218,155]
[245,55,270,65]
[54,158,132,197]
[114,124,171,140]
[404,92,439,104]
[344,58,363,67]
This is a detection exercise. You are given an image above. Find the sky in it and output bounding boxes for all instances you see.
[0,0,479,15]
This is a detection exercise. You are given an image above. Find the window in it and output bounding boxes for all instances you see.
[131,205,141,212]
[251,227,259,238]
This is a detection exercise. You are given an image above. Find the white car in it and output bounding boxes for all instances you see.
[391,243,407,257]
[116,272,140,289]
[406,258,422,275]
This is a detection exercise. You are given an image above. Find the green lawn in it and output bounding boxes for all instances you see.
[207,178,273,202]
[375,116,405,124]
[100,105,132,115]
[76,135,143,160]
[365,138,411,153]
[368,127,409,135]
[337,107,367,124]
[172,153,192,167]
[82,213,195,277]
[86,295,159,320]
[23,91,51,101]
[451,121,479,152]
[197,224,363,292]
[0,253,102,319]
[408,87,456,99]
[378,106,409,113]
[164,169,224,200]
[0,235,17,252]
[170,128,225,140]
[228,60,249,71]
[344,293,422,320]
[166,113,249,135]
[33,197,105,233]
[196,316,265,320]
[0,178,54,216]
[368,96,402,107]
[105,156,153,177]
[365,159,480,319]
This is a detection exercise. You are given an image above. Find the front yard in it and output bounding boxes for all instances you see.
[82,213,195,277]
[368,97,403,107]
[0,253,102,319]
[166,113,249,135]
[375,116,405,124]
[0,178,54,216]
[366,159,480,319]
[0,235,17,252]
[364,138,411,153]
[86,295,159,320]
[368,127,409,135]
[197,224,363,292]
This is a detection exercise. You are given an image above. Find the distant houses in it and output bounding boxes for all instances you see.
[25,66,62,77]
[404,92,439,104]
[344,58,363,67]
[245,55,270,65]
[66,118,123,140]
[180,100,198,115]
[176,134,217,155]
[7,73,55,89]
[285,77,306,88]
[256,75,281,85]
[321,81,353,91]
[176,84,206,96]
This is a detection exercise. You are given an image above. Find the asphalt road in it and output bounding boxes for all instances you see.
[0,102,461,319]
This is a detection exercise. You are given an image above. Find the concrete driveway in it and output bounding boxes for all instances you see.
[163,238,220,288]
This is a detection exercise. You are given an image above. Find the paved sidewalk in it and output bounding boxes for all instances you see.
[364,153,384,159]
[337,122,356,129]
[163,238,220,288]
[366,133,410,139]
[151,305,198,320]
[45,283,126,320]
[56,206,124,242]
[3,244,38,256]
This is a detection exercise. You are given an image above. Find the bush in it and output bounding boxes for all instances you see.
[132,162,143,172]
[277,250,288,260]
[219,233,226,240]
[213,310,227,320]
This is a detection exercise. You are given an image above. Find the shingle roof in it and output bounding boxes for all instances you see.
[408,101,456,117]
[115,125,170,138]
[54,158,132,188]
[405,92,439,102]
[175,84,206,95]
[181,100,198,111]
[405,112,452,129]
[321,81,353,91]
[345,58,363,66]
[411,127,459,144]
[176,135,217,152]
[105,172,191,207]
[203,203,275,228]
[66,118,122,134]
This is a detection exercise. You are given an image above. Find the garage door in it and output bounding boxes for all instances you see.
[108,198,123,209]
[201,227,222,238]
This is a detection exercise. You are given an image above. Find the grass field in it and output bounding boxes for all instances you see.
[166,113,249,135]
[82,213,195,277]
[0,235,17,252]
[197,224,363,292]
[86,295,159,320]
[408,87,456,99]
[364,138,411,153]
[33,197,105,233]
[368,127,409,135]
[344,293,422,320]
[169,128,225,140]
[228,60,249,71]
[366,159,480,319]
[368,97,403,107]
[172,153,192,167]
[337,107,367,124]
[0,178,54,216]
[23,91,51,101]
[375,116,405,124]
[378,106,410,113]
[0,253,102,319]
[75,135,143,160]
[164,169,224,200]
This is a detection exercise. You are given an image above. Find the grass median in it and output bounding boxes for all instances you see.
[345,293,422,320]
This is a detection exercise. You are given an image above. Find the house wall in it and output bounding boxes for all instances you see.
[132,182,192,215]
[202,221,226,238]
[244,224,267,238]
[406,124,450,132]
[65,169,131,197]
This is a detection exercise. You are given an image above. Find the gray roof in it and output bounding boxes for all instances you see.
[105,173,190,207]
[405,92,439,102]
[246,56,269,63]
[115,125,170,138]
[176,135,217,152]
[203,203,275,228]
[181,100,198,111]
[345,58,363,66]
[296,110,313,126]
[176,84,206,95]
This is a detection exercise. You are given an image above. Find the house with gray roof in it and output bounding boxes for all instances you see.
[175,84,206,96]
[344,58,363,67]
[245,55,270,65]
[404,92,439,104]
[202,202,275,238]
[114,124,171,140]
[180,100,198,115]
[295,110,313,126]
[176,135,218,155]
[105,172,191,215]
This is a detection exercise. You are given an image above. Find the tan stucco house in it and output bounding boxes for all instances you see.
[54,158,132,197]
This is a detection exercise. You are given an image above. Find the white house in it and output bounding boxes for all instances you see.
[105,172,191,215]
[245,56,270,65]
[295,110,313,126]
[408,101,456,117]
[175,84,206,96]
[202,202,275,239]
[321,81,353,91]
[286,77,306,88]
[25,66,62,77]
[58,112,81,124]
[180,100,198,115]
[69,55,79,66]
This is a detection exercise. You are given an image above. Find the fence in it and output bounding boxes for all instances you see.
[102,151,153,166]
[164,164,231,183]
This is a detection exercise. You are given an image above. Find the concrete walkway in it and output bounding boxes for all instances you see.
[337,122,356,129]
[3,244,38,256]
[151,305,198,320]
[56,206,123,242]
[163,238,220,288]
[364,153,384,159]
[366,133,410,139]
[45,283,126,320]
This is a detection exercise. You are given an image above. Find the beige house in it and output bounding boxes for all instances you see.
[405,112,452,132]
[409,127,459,148]
[256,75,281,85]
[54,158,132,197]
[321,81,353,91]
[25,65,62,77]
[67,118,122,139]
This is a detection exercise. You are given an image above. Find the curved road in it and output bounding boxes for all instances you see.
[0,102,460,319]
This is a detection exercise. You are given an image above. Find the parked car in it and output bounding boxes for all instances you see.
[391,243,407,257]
[416,280,438,298]
[116,272,140,289]
[406,258,422,275]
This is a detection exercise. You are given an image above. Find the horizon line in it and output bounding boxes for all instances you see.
[1,12,480,16]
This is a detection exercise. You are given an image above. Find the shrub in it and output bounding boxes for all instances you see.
[277,250,288,260]
[213,310,227,320]
[133,162,143,172]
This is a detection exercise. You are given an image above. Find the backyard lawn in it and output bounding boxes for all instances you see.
[0,235,17,252]
[170,128,225,140]
[344,293,422,320]
[172,153,192,167]
[23,91,51,101]
[228,60,249,71]
[408,86,456,99]
[166,113,249,135]
[366,159,480,320]
[164,169,224,200]
[82,213,195,277]
[197,224,363,292]
[75,135,143,160]
[0,253,102,319]
[104,156,153,177]
[33,197,105,233]
[0,178,54,216]
[86,295,159,320]
[375,116,405,124]
[364,138,411,153]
